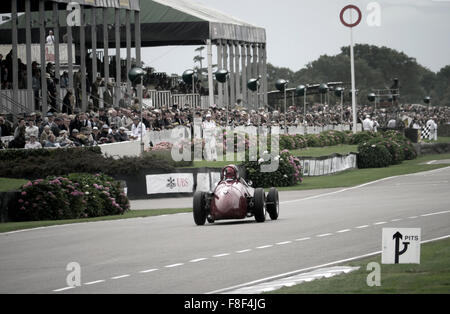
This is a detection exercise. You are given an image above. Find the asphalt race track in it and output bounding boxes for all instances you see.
[1,167,449,294]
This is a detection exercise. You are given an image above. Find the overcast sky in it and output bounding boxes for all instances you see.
[140,0,450,75]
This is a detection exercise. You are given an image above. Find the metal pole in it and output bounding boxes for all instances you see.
[284,88,287,134]
[350,13,357,134]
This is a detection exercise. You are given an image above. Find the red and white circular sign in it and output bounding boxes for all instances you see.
[340,5,362,28]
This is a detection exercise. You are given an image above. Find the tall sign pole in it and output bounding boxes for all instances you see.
[340,5,362,134]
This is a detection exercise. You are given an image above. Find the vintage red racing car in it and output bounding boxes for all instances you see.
[193,165,279,225]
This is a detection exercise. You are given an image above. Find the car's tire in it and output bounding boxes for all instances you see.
[193,191,207,226]
[253,188,266,223]
[266,187,279,220]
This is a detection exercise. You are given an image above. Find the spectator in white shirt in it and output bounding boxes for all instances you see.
[25,120,39,140]
[426,117,438,141]
[46,30,55,44]
[25,135,42,149]
[131,116,147,139]
[362,115,374,132]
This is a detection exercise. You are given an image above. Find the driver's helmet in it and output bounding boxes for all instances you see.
[222,165,239,181]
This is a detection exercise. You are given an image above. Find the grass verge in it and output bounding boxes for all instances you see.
[0,208,192,233]
[269,237,450,294]
[0,178,28,192]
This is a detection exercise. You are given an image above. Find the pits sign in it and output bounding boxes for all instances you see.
[382,228,421,264]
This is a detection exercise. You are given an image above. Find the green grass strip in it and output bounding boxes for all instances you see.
[0,208,192,233]
[269,238,450,294]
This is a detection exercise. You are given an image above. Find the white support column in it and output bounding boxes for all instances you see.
[246,44,252,108]
[234,42,241,102]
[258,44,264,109]
[25,0,33,111]
[80,6,87,112]
[115,8,121,108]
[103,8,109,86]
[11,0,19,112]
[207,39,214,108]
[229,42,235,107]
[67,10,74,91]
[216,41,223,108]
[262,43,268,109]
[241,44,247,105]
[91,8,98,83]
[39,0,47,114]
[53,2,61,111]
[135,10,142,107]
[223,42,229,108]
[126,9,132,101]
[252,44,258,110]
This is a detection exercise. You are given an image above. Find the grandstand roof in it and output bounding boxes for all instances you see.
[0,0,266,46]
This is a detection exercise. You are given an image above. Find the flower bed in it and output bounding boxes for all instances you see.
[241,150,303,188]
[15,173,129,221]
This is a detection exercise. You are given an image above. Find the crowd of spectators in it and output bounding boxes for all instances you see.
[1,99,449,150]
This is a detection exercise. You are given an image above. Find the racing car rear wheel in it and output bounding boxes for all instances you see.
[253,188,266,223]
[193,191,207,226]
[266,188,279,220]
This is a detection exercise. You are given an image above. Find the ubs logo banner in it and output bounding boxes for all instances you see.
[146,174,194,194]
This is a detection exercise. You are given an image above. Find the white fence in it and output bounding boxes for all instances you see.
[300,154,357,177]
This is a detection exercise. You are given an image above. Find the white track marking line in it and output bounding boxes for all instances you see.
[236,249,252,254]
[408,216,418,219]
[337,229,351,233]
[356,225,369,229]
[295,237,311,242]
[139,269,158,274]
[421,210,450,217]
[111,274,130,280]
[256,245,273,249]
[317,233,332,238]
[53,286,75,292]
[374,222,387,225]
[426,160,436,165]
[189,258,208,263]
[165,263,184,268]
[276,241,292,245]
[213,253,230,258]
[84,280,105,286]
[391,218,402,222]
[206,234,450,294]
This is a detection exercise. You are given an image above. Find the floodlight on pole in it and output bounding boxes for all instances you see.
[128,67,146,154]
[296,84,307,120]
[215,69,229,124]
[276,79,289,134]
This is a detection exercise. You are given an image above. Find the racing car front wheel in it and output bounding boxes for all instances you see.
[193,191,207,226]
[253,188,266,223]
[266,188,279,220]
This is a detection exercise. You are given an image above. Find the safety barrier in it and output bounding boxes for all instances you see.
[299,153,358,177]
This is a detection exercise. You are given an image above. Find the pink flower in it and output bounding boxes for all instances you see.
[18,199,24,203]
[20,206,26,211]
[21,191,27,196]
